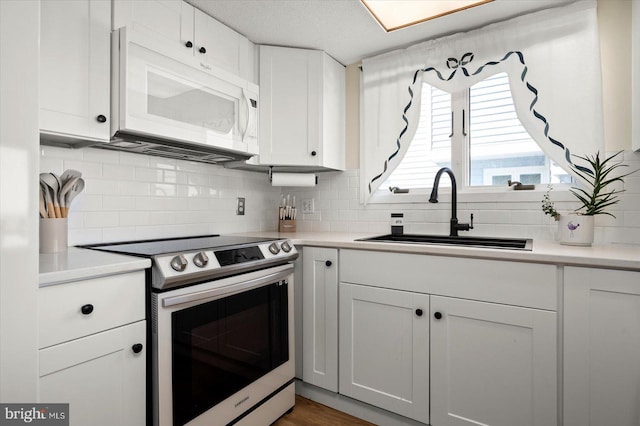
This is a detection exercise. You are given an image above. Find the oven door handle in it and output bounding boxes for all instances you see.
[162,265,293,308]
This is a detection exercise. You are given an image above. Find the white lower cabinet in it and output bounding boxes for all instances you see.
[339,283,430,424]
[564,267,640,426]
[300,249,559,426]
[38,321,146,426]
[38,271,146,426]
[302,247,339,392]
[430,296,557,426]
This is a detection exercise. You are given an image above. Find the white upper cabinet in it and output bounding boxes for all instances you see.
[113,0,257,83]
[40,0,112,143]
[259,46,345,170]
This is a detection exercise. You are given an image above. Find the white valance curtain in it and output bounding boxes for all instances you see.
[360,0,603,204]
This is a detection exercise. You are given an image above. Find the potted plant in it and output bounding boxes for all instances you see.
[542,151,636,246]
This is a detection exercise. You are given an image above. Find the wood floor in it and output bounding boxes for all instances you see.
[273,395,375,426]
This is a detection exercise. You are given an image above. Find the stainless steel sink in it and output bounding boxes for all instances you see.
[357,234,533,250]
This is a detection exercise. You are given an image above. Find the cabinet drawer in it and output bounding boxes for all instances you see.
[39,271,145,349]
[340,250,557,310]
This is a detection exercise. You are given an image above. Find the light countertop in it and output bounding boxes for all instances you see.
[39,232,640,287]
[236,231,640,271]
[39,247,151,287]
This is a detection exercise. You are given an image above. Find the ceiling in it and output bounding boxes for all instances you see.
[186,0,577,66]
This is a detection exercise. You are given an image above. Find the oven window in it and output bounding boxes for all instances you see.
[171,281,289,426]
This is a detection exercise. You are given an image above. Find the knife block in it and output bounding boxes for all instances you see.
[279,220,296,233]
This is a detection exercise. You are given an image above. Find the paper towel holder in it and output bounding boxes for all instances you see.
[268,167,318,186]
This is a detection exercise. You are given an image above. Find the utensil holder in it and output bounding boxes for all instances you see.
[40,218,68,253]
[279,220,296,233]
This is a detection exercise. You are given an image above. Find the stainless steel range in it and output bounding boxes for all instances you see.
[84,235,298,426]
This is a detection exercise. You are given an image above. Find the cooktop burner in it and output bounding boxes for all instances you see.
[81,234,298,291]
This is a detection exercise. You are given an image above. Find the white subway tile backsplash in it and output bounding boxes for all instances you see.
[119,211,151,227]
[41,147,640,246]
[84,212,119,228]
[103,163,135,181]
[284,154,640,245]
[83,148,119,164]
[63,160,102,178]
[103,195,136,211]
[119,152,150,167]
[84,179,120,196]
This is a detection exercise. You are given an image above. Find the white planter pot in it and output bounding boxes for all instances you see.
[557,214,594,246]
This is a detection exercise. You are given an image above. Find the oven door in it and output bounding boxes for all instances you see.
[153,264,294,426]
[113,28,259,156]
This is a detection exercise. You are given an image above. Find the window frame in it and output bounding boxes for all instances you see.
[368,74,574,204]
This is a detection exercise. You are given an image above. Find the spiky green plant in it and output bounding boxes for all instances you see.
[569,151,636,217]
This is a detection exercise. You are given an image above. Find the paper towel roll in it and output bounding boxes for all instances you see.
[271,172,316,187]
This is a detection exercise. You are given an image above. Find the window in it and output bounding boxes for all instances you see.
[379,72,570,196]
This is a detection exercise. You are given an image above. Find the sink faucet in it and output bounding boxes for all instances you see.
[429,167,474,237]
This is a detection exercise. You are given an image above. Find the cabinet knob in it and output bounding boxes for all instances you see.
[325,260,332,267]
[415,308,423,317]
[199,46,207,54]
[311,151,317,156]
[434,311,442,320]
[185,40,193,48]
[96,114,107,123]
[132,343,143,354]
[81,304,94,315]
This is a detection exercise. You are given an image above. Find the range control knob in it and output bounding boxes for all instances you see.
[268,242,280,255]
[281,241,292,253]
[170,255,188,272]
[193,251,209,268]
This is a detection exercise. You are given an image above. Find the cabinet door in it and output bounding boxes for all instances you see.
[38,321,146,426]
[40,0,111,141]
[339,283,429,423]
[302,247,338,392]
[113,0,194,57]
[430,296,557,426]
[194,8,242,76]
[259,46,322,167]
[564,267,640,426]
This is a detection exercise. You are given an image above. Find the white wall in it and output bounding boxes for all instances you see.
[40,146,282,245]
[0,0,39,402]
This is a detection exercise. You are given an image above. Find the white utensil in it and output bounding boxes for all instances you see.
[40,173,61,218]
[39,187,48,218]
[60,169,82,186]
[58,176,80,218]
[64,177,85,215]
[39,181,55,218]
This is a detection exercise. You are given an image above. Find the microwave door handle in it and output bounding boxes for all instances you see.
[241,89,251,141]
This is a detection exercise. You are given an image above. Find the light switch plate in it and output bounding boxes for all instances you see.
[237,197,245,215]
[302,199,314,214]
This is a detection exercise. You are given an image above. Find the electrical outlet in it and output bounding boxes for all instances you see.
[236,197,245,215]
[302,198,314,214]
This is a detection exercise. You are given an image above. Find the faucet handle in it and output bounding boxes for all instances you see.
[469,213,474,230]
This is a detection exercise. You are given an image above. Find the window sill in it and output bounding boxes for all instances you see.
[368,185,575,204]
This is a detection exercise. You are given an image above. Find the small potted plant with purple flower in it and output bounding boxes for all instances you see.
[542,151,636,246]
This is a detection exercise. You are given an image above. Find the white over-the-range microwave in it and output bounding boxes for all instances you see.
[106,27,259,164]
